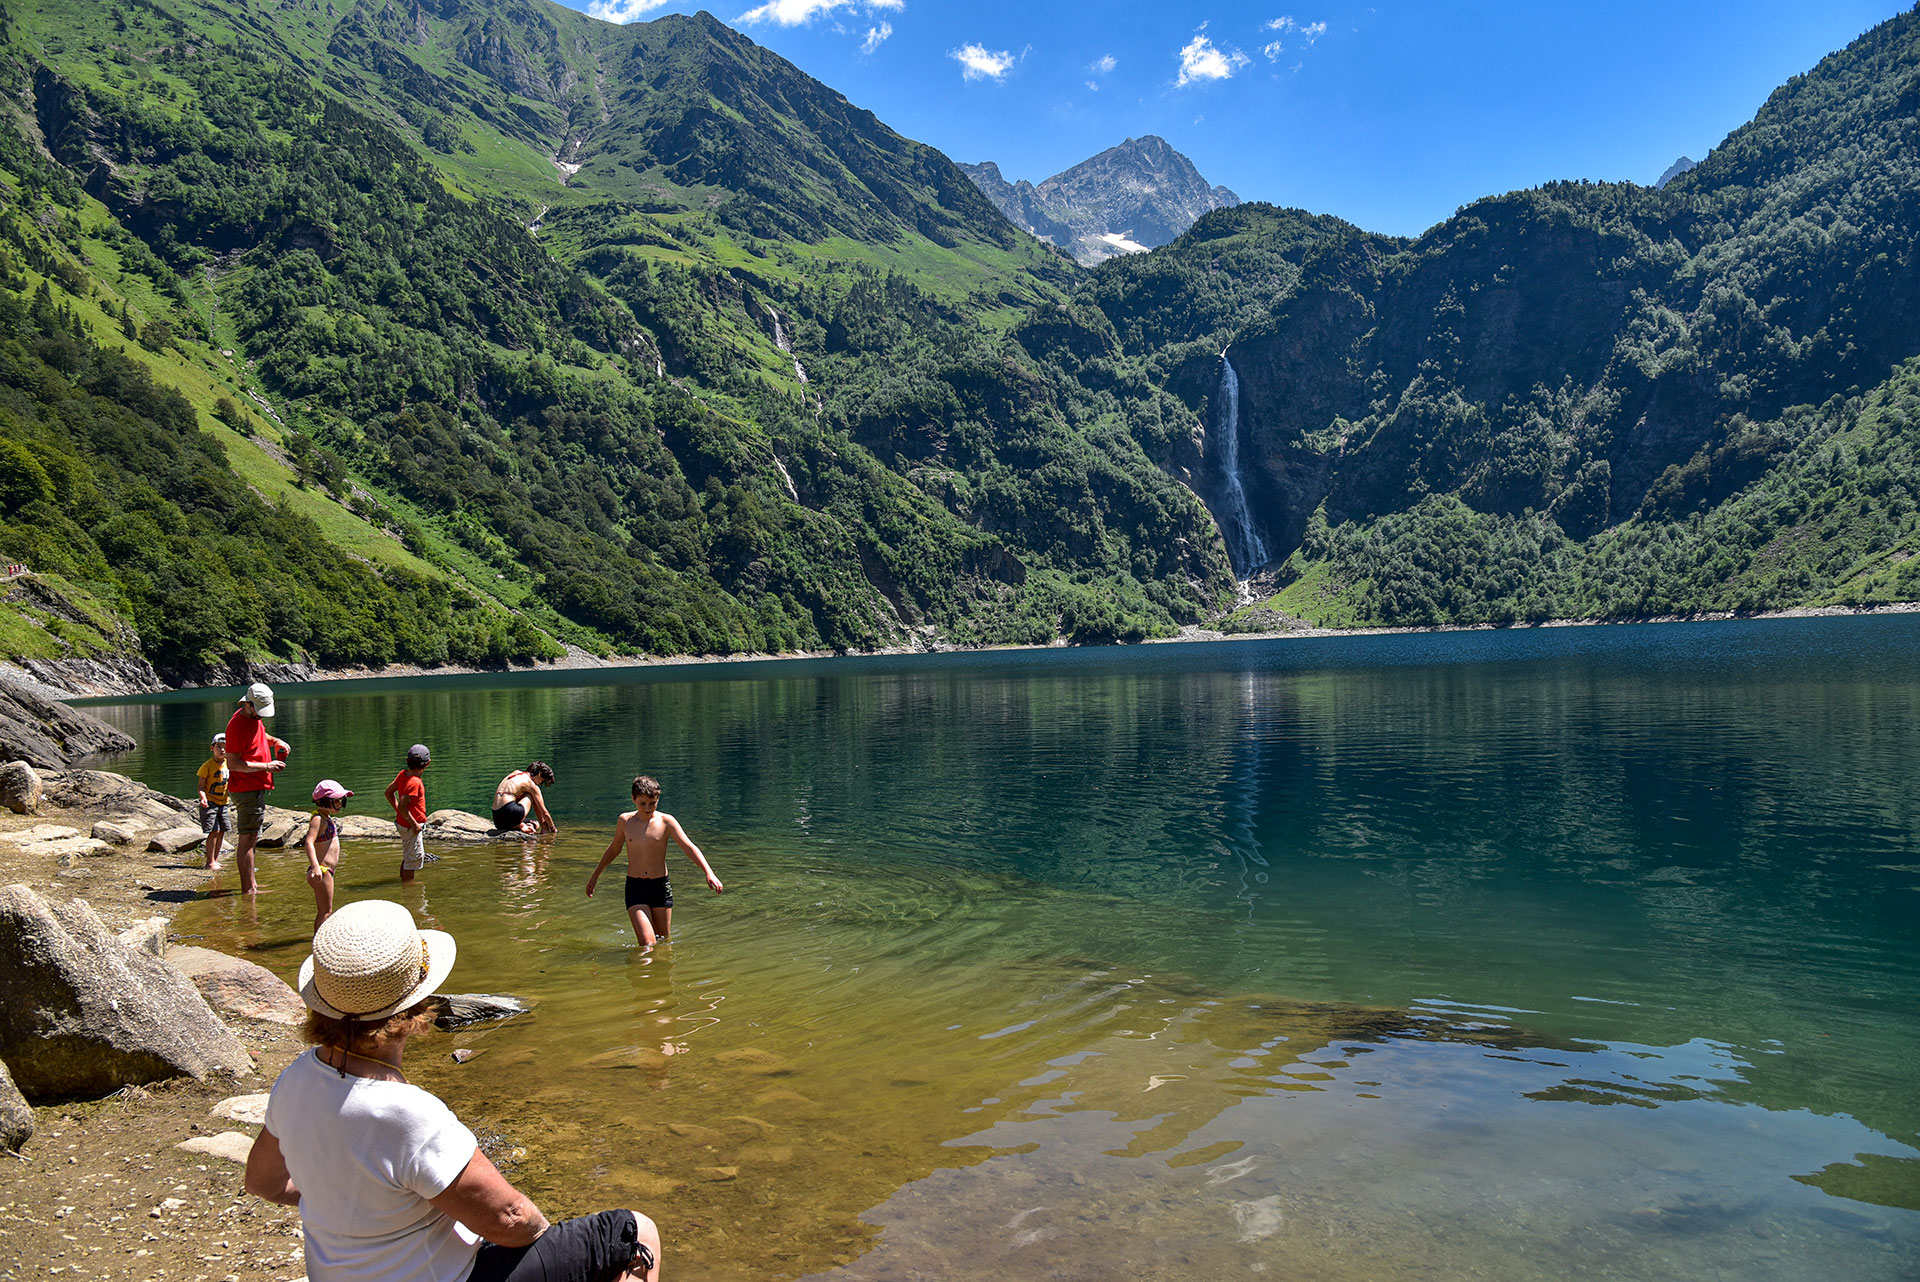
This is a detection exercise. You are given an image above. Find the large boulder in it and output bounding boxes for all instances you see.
[0,761,43,814]
[0,678,136,768]
[255,807,306,848]
[424,810,505,842]
[147,826,208,854]
[0,1056,30,1151]
[336,814,401,840]
[0,885,251,1100]
[39,771,191,828]
[166,945,306,1026]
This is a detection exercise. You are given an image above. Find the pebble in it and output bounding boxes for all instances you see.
[450,1049,484,1064]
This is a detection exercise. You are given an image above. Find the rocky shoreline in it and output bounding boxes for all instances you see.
[0,767,528,1282]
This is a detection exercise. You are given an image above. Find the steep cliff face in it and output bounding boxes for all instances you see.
[964,136,1240,265]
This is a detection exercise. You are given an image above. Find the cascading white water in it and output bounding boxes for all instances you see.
[1213,353,1268,580]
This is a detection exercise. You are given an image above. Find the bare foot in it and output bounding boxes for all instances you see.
[206,862,221,872]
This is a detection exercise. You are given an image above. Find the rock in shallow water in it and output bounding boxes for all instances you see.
[436,993,529,1029]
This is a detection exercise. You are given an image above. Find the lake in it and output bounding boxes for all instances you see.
[81,616,1920,1281]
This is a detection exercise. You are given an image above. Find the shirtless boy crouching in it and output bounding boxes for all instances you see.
[585,775,723,947]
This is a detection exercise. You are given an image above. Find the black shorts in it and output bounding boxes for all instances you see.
[625,875,672,909]
[466,1209,648,1282]
[492,801,528,830]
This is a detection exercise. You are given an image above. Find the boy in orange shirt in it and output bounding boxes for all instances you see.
[383,744,430,882]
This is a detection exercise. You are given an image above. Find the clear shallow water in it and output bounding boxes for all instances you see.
[82,617,1920,1280]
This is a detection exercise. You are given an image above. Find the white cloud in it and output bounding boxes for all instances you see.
[1086,79,1100,91]
[1266,15,1295,31]
[1262,39,1283,60]
[735,0,901,27]
[588,0,674,22]
[1300,20,1326,43]
[1091,54,1116,74]
[952,42,1015,81]
[861,20,892,52]
[1175,34,1248,86]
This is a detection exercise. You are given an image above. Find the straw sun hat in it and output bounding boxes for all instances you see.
[298,900,456,1021]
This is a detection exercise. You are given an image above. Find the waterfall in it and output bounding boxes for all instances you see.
[1213,353,1268,579]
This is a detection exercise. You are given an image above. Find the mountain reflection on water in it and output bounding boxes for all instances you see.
[90,614,1920,1281]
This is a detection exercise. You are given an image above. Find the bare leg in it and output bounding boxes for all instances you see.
[400,864,416,883]
[623,1211,662,1282]
[311,869,334,934]
[205,828,224,871]
[626,904,658,948]
[650,905,671,942]
[236,834,260,895]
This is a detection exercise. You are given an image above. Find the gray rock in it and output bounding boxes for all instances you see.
[166,945,306,1026]
[0,1056,30,1151]
[436,993,529,1029]
[148,825,208,854]
[0,677,137,769]
[39,771,191,828]
[0,884,251,1101]
[423,809,505,842]
[336,814,400,840]
[255,808,306,849]
[210,1092,269,1125]
[176,1131,254,1164]
[91,821,138,846]
[118,916,169,958]
[0,761,43,814]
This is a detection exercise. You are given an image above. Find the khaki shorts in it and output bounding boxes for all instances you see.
[399,826,426,871]
[232,790,269,837]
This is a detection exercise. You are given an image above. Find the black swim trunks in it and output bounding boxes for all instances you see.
[624,875,672,908]
[492,801,527,830]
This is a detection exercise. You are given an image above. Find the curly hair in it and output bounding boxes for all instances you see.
[301,999,439,1054]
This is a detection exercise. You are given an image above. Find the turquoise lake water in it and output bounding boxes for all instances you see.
[82,616,1920,1280]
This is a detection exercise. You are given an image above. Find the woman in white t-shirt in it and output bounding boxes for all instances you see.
[245,900,661,1282]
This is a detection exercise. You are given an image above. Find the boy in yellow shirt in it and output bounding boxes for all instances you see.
[196,732,229,871]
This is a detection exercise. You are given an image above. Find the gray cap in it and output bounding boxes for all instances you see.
[407,743,431,764]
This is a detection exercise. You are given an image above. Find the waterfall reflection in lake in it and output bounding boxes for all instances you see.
[84,615,1920,1282]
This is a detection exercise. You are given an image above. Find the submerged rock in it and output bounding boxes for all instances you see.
[0,885,250,1100]
[436,993,529,1029]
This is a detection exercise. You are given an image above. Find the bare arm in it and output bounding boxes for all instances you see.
[585,824,624,895]
[227,749,287,775]
[426,1148,549,1248]
[529,783,557,833]
[666,815,723,893]
[303,814,324,875]
[244,1128,300,1207]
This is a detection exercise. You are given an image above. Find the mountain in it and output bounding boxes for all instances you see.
[1654,155,1697,188]
[961,136,1241,266]
[1083,6,1920,627]
[1,0,1917,690]
[0,0,1227,686]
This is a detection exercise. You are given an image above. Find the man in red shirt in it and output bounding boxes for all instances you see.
[223,682,290,896]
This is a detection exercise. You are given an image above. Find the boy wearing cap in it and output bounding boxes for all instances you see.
[384,744,431,883]
[225,681,291,896]
[196,732,230,871]
[305,780,353,933]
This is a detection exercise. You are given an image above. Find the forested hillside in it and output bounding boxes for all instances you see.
[0,0,1231,685]
[1090,7,1920,626]
[1,0,1916,688]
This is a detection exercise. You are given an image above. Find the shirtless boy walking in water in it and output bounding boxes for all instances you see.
[585,775,723,947]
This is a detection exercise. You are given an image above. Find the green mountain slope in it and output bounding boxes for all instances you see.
[0,0,1231,685]
[1084,6,1920,627]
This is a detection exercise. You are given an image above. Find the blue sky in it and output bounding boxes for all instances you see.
[555,0,1908,238]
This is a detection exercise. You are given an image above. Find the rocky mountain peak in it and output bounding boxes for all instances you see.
[963,136,1240,266]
